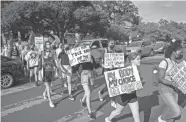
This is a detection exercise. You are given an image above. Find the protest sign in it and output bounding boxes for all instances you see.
[35,37,44,52]
[169,60,186,94]
[104,53,125,68]
[67,45,91,66]
[104,64,143,97]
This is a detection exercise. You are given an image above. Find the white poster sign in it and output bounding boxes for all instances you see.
[104,53,125,68]
[35,37,44,51]
[104,64,143,97]
[67,45,91,66]
[169,60,186,94]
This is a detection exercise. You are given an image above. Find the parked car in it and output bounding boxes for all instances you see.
[153,41,166,54]
[1,56,25,89]
[126,40,154,57]
[74,38,126,65]
[74,39,108,66]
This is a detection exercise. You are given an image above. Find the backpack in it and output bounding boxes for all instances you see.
[153,59,168,86]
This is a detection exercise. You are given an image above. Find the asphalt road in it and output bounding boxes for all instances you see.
[1,55,186,122]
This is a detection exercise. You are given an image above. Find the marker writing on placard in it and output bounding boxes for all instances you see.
[107,72,117,87]
[119,67,133,78]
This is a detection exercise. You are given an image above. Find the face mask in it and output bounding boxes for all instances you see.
[175,54,183,60]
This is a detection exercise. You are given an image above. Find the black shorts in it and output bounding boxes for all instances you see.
[113,91,138,106]
[29,65,38,70]
[43,70,54,83]
[23,60,27,66]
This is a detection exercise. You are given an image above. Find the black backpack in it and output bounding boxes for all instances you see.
[153,59,168,86]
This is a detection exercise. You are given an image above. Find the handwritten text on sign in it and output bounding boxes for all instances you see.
[67,46,91,66]
[104,65,143,97]
[169,60,186,94]
[104,53,125,68]
[35,37,44,51]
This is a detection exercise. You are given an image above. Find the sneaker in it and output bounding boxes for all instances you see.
[105,117,111,122]
[111,101,116,108]
[98,91,103,101]
[69,94,75,101]
[49,102,55,108]
[64,83,67,88]
[43,92,47,99]
[88,112,96,120]
[158,116,166,122]
[80,99,86,107]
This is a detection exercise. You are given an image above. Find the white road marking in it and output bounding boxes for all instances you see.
[1,83,36,96]
[1,75,104,97]
[1,94,63,117]
[54,108,104,122]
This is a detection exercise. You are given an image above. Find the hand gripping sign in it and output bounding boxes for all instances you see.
[169,60,186,94]
[67,45,91,66]
[104,64,143,97]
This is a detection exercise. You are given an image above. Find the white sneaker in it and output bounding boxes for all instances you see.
[43,92,47,99]
[111,101,116,108]
[64,83,67,88]
[105,117,111,122]
[98,91,103,101]
[158,116,166,122]
[49,102,55,108]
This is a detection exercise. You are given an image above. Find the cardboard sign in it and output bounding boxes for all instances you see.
[104,64,143,97]
[35,37,44,52]
[169,60,186,94]
[67,45,91,66]
[104,53,125,68]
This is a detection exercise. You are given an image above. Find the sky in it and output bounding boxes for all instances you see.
[131,0,186,23]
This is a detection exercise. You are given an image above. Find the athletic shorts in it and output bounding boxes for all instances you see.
[43,70,54,83]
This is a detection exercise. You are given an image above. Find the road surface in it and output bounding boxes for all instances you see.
[1,55,186,122]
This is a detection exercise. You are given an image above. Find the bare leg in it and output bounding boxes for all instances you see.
[44,82,55,108]
[128,101,141,122]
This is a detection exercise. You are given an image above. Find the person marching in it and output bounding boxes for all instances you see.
[58,44,74,100]
[98,39,116,101]
[22,45,30,76]
[10,43,20,59]
[25,45,40,86]
[39,49,57,108]
[105,52,141,122]
[77,47,96,120]
[157,42,183,122]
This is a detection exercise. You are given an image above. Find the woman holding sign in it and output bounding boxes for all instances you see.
[105,52,141,122]
[157,42,183,122]
[98,39,117,101]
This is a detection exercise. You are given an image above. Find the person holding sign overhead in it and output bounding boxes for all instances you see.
[105,52,141,122]
[157,42,183,122]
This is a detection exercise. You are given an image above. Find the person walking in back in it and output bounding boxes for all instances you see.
[157,42,183,122]
[58,45,74,100]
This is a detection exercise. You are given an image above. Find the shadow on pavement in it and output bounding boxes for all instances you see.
[14,76,30,86]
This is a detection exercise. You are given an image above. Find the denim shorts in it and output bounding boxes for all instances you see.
[81,70,92,85]
[158,83,176,94]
